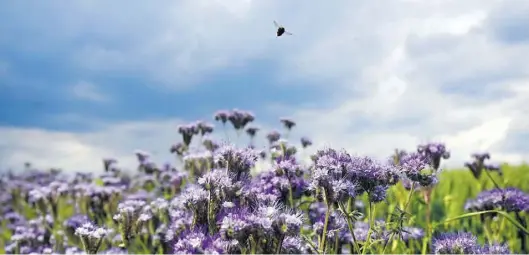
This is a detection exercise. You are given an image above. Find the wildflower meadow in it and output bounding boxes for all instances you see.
[1,109,528,254]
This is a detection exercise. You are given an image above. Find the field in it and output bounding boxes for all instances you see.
[1,111,528,254]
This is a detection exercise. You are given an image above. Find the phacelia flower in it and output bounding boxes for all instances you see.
[280,117,296,130]
[214,110,230,124]
[266,130,281,144]
[75,222,109,254]
[432,232,479,254]
[300,137,312,148]
[196,121,215,136]
[178,123,200,146]
[465,187,529,213]
[464,152,503,179]
[228,109,255,130]
[246,126,260,138]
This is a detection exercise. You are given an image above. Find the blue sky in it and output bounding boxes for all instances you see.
[1,0,529,172]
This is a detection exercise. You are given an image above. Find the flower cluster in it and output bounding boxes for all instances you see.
[1,109,525,255]
[465,187,529,213]
[464,152,503,179]
[432,232,510,254]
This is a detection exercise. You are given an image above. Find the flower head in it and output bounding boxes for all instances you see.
[280,117,296,130]
[432,232,479,254]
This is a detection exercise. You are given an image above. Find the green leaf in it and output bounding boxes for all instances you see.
[433,210,529,235]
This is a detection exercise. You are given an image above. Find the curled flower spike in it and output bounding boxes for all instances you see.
[228,109,255,130]
[178,123,200,146]
[196,121,215,135]
[465,187,529,213]
[134,150,150,164]
[464,152,503,179]
[75,222,109,254]
[202,136,220,152]
[214,110,230,124]
[113,200,148,246]
[417,142,450,170]
[170,142,187,156]
[431,232,506,254]
[280,117,296,130]
[300,137,312,148]
[266,130,281,144]
[102,158,117,172]
[214,145,258,181]
[246,126,260,138]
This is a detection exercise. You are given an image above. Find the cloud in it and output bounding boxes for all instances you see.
[1,0,529,172]
[70,81,108,102]
[269,0,529,167]
[0,117,287,173]
[0,119,184,172]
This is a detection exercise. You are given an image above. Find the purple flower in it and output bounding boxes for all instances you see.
[65,214,90,234]
[197,168,238,201]
[202,136,220,152]
[464,152,502,179]
[398,151,437,187]
[227,109,255,130]
[214,145,258,180]
[181,185,209,225]
[183,151,214,178]
[214,110,230,124]
[113,200,148,243]
[219,210,252,243]
[417,142,450,170]
[400,226,425,241]
[281,236,308,254]
[134,150,150,163]
[479,243,511,254]
[178,123,200,146]
[311,148,400,203]
[102,158,117,172]
[196,121,215,135]
[266,130,281,144]
[300,137,312,148]
[172,228,227,254]
[75,222,109,254]
[170,142,187,156]
[274,211,304,236]
[432,232,479,254]
[280,117,296,130]
[465,187,529,213]
[246,126,260,137]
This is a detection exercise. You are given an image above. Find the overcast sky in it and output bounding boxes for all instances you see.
[1,0,528,172]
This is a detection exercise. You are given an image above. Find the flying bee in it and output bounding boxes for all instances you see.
[274,21,292,37]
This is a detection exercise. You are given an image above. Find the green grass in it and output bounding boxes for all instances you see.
[366,164,529,253]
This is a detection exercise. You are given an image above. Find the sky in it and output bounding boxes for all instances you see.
[1,0,528,172]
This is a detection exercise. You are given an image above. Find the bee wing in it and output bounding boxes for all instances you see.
[284,31,293,35]
[274,20,280,28]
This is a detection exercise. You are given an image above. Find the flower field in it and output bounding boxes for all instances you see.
[1,109,528,254]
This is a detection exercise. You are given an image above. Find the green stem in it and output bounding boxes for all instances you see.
[288,186,294,208]
[277,235,285,254]
[383,182,416,253]
[207,190,214,234]
[362,202,375,255]
[483,169,502,189]
[340,199,360,254]
[319,189,331,253]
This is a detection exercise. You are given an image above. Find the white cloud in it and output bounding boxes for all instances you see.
[259,0,529,168]
[1,0,529,171]
[70,81,108,102]
[0,118,284,173]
